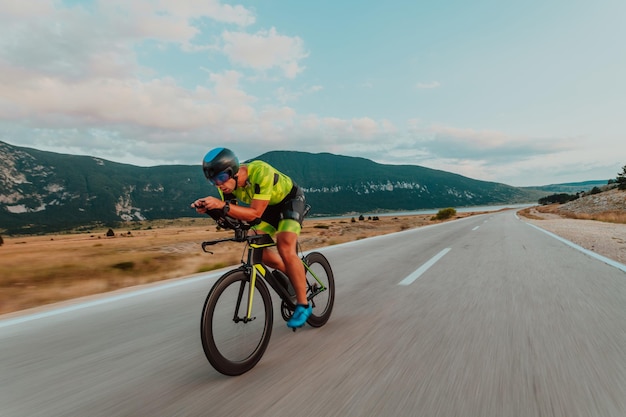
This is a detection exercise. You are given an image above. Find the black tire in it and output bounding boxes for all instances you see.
[304,252,335,327]
[200,269,273,376]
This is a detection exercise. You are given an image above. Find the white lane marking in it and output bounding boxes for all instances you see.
[0,272,223,329]
[398,248,451,286]
[526,223,626,273]
[472,226,480,231]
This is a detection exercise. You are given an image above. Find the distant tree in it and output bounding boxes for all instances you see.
[616,165,626,190]
[0,235,3,246]
[358,214,365,221]
[435,207,457,220]
[538,193,578,205]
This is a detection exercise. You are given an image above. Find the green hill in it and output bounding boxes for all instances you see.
[523,180,610,194]
[253,151,544,215]
[1,141,545,234]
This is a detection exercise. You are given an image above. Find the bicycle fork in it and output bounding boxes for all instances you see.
[231,266,262,324]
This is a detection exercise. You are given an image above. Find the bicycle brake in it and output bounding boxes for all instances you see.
[201,242,215,254]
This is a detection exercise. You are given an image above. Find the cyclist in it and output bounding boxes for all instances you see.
[191,147,312,329]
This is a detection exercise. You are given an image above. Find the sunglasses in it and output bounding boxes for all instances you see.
[209,171,231,186]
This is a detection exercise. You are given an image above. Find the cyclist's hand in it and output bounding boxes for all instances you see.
[191,198,208,213]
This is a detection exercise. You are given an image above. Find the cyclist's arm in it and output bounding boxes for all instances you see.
[192,195,268,222]
[227,198,268,222]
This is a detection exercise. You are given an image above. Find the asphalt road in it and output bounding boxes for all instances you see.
[1,210,625,417]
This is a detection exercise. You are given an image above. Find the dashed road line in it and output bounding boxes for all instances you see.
[398,248,451,286]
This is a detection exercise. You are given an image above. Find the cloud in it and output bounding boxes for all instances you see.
[415,81,440,89]
[0,0,611,187]
[154,0,256,27]
[275,85,323,103]
[0,1,56,19]
[352,118,380,138]
[100,0,256,37]
[0,66,258,130]
[0,0,258,90]
[353,124,586,185]
[421,125,572,163]
[0,1,305,141]
[222,28,308,78]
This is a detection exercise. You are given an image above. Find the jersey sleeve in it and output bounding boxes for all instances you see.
[250,162,274,201]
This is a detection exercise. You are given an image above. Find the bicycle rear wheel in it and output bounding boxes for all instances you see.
[304,252,335,327]
[200,269,273,376]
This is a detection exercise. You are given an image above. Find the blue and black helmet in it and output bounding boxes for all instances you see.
[202,147,240,182]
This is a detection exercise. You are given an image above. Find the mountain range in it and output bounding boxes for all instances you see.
[522,180,610,194]
[1,140,550,234]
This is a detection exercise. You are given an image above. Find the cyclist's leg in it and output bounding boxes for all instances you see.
[252,220,285,271]
[278,229,311,328]
[276,188,307,306]
[276,186,308,305]
[276,229,307,305]
[262,248,284,271]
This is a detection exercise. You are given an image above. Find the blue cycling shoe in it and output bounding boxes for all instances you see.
[287,303,312,329]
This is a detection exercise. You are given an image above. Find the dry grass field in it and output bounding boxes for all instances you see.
[519,188,626,224]
[518,204,626,223]
[0,212,483,315]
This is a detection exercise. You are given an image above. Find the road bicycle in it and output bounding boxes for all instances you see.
[198,214,335,376]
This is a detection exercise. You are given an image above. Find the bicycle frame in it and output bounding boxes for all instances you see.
[207,234,329,323]
[202,226,328,323]
[199,205,335,375]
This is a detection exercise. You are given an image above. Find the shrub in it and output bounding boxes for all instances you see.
[616,165,626,190]
[538,193,578,205]
[111,261,135,271]
[0,235,3,246]
[435,207,457,220]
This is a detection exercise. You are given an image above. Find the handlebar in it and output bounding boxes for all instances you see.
[197,202,312,253]
[201,237,236,253]
[201,227,248,253]
[201,229,274,253]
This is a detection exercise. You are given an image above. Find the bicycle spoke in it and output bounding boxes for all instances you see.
[212,280,266,362]
[303,252,335,327]
[201,270,273,375]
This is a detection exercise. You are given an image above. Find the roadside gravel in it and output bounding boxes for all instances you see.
[519,188,626,266]
[523,216,626,265]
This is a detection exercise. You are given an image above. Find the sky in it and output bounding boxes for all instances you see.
[0,0,624,187]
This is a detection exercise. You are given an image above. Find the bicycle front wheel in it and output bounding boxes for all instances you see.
[304,252,335,327]
[200,269,273,376]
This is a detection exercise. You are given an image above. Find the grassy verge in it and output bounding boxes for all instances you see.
[519,204,626,224]
[0,213,482,315]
